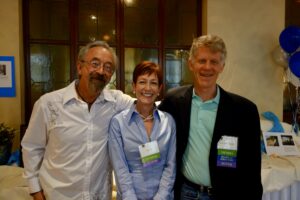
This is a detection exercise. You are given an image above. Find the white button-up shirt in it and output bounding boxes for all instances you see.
[21,81,133,200]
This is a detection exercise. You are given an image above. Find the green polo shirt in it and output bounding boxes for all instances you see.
[181,87,220,186]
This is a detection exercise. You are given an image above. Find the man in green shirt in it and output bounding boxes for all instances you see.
[159,34,262,200]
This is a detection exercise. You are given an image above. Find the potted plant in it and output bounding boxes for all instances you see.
[0,123,16,165]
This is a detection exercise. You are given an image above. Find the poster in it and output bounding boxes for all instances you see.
[0,56,15,97]
[263,132,300,156]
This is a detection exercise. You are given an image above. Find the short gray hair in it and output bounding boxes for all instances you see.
[78,41,118,69]
[189,34,227,62]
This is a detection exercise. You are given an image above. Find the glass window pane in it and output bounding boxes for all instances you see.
[165,49,193,91]
[78,0,116,43]
[165,0,197,46]
[124,0,158,45]
[29,0,69,40]
[30,44,70,108]
[124,48,158,96]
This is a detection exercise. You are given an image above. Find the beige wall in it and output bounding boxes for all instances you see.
[0,0,285,149]
[204,0,285,119]
[0,0,23,150]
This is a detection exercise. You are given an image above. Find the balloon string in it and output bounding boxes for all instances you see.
[295,87,300,134]
[287,80,299,134]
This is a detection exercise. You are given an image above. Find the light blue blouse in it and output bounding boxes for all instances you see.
[109,103,176,200]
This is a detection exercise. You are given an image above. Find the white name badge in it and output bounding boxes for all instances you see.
[139,140,161,167]
[217,135,238,168]
[217,135,238,150]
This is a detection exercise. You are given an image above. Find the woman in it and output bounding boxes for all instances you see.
[109,61,176,200]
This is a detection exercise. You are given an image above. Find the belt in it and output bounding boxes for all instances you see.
[183,176,214,196]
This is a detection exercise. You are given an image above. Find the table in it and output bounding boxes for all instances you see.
[262,181,300,200]
[262,154,300,200]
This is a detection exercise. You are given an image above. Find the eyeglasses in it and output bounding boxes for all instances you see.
[81,59,114,74]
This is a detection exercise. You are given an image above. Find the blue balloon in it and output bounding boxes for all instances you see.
[289,51,300,78]
[279,26,300,54]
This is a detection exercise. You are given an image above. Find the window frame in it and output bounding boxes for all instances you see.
[22,0,202,123]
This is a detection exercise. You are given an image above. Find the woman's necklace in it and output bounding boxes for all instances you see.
[136,103,154,122]
[138,113,154,122]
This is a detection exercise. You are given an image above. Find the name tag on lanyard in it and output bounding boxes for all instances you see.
[139,140,161,167]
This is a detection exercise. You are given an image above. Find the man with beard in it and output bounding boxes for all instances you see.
[21,41,133,200]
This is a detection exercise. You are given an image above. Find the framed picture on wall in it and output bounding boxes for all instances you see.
[0,56,15,97]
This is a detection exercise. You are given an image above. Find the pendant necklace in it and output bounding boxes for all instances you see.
[139,113,154,122]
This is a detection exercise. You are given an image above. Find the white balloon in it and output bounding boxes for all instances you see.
[272,45,289,68]
[287,68,300,87]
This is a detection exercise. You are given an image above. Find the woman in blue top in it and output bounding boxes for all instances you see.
[109,61,176,200]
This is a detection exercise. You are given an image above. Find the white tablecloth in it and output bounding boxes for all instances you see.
[262,181,300,200]
[262,154,300,200]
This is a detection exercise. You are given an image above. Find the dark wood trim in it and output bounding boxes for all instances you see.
[28,39,70,45]
[70,0,78,81]
[117,0,125,91]
[23,0,31,124]
[197,0,203,36]
[158,0,165,99]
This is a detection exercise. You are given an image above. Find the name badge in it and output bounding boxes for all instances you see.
[139,140,161,167]
[217,135,238,168]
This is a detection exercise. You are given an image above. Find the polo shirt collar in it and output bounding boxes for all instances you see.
[192,86,220,104]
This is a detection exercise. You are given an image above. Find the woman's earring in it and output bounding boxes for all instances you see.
[133,90,136,94]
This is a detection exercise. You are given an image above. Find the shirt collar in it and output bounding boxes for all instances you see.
[192,86,220,104]
[96,88,117,103]
[62,81,78,105]
[126,101,161,124]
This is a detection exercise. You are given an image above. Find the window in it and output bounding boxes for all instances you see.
[23,0,201,123]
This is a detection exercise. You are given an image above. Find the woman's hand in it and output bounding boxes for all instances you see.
[31,191,46,200]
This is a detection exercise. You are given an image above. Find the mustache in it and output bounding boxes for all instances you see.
[89,72,106,82]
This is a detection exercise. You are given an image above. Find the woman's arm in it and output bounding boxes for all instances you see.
[108,117,138,200]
